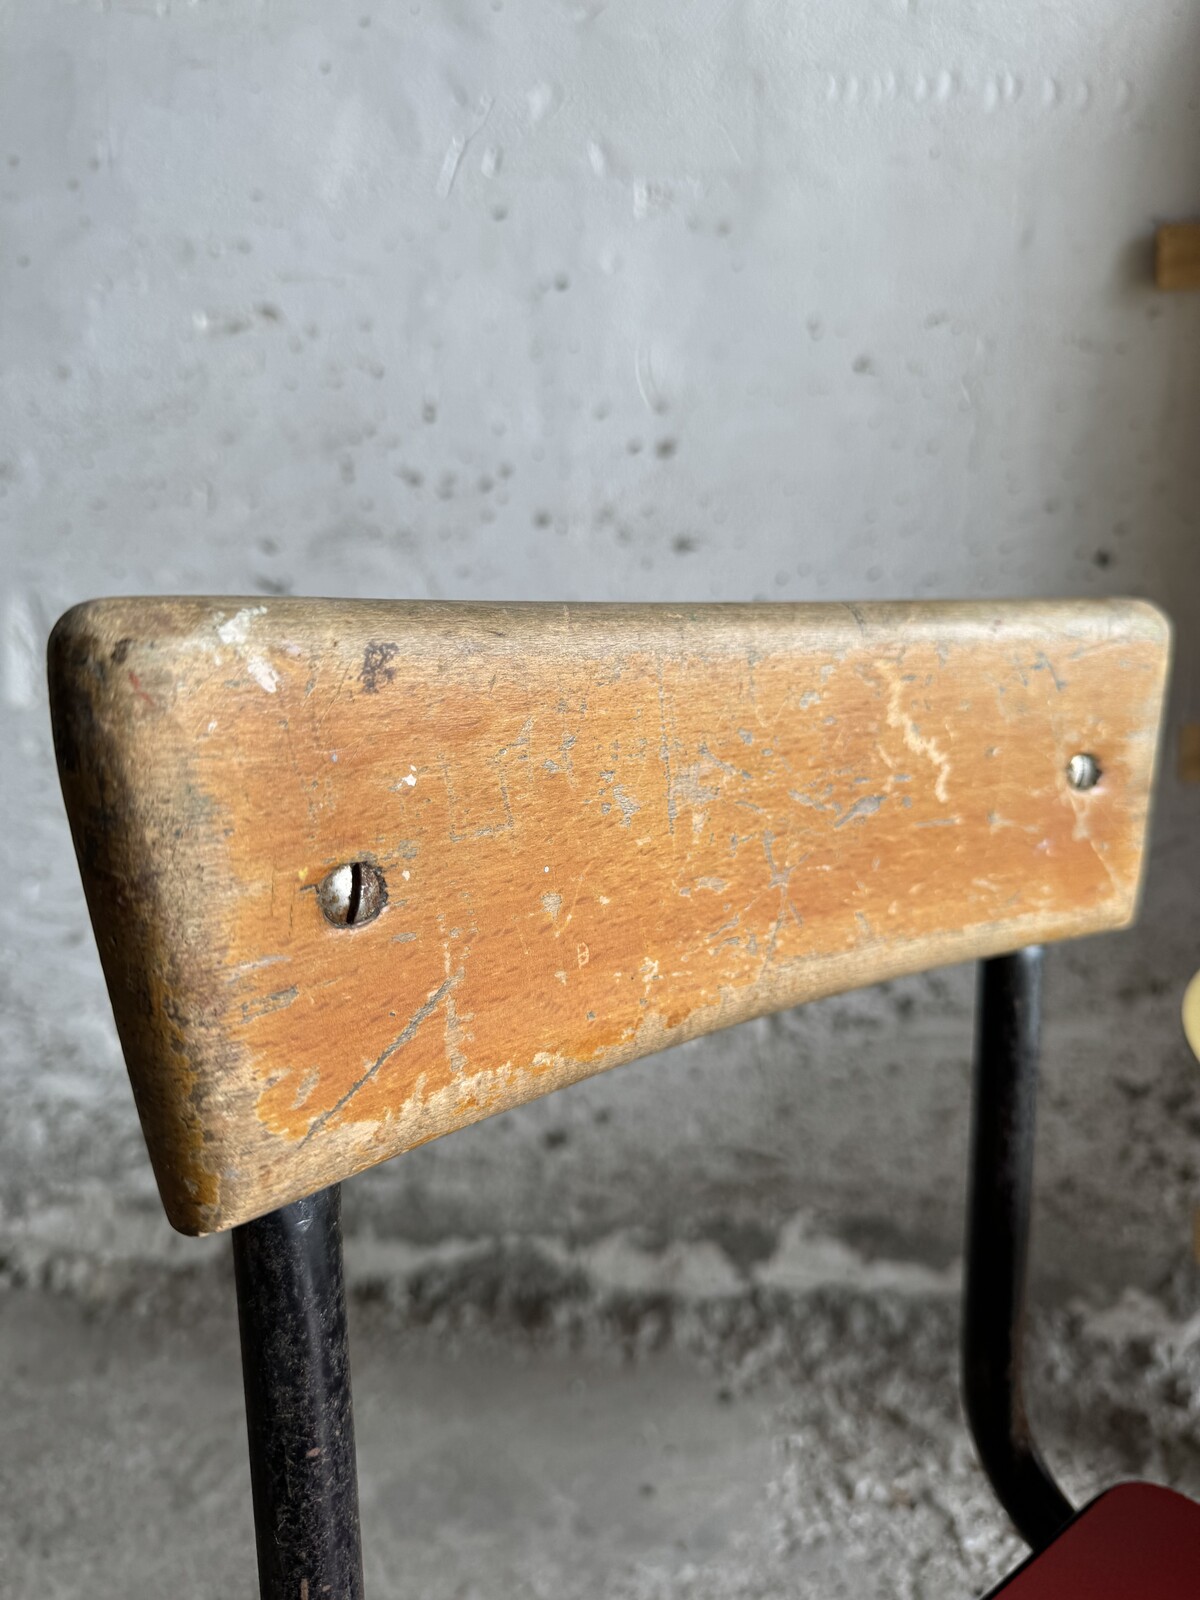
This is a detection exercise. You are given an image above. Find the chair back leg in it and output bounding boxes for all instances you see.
[233,1184,365,1600]
[963,949,1074,1551]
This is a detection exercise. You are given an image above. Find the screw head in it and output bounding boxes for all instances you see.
[317,862,388,927]
[1066,752,1101,791]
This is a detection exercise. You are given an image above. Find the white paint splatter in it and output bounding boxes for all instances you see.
[216,606,267,647]
[215,608,277,691]
[246,656,279,694]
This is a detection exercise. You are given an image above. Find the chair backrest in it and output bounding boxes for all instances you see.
[48,597,1170,1235]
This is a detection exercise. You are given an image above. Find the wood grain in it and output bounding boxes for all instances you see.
[1156,223,1200,290]
[49,598,1170,1234]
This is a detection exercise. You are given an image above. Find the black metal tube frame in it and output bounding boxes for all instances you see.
[963,947,1074,1551]
[232,1184,365,1600]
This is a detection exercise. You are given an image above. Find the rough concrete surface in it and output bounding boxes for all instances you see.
[4,1246,1200,1600]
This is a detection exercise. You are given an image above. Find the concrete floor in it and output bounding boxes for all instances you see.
[4,1253,1200,1600]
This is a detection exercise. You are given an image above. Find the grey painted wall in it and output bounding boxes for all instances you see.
[3,1,1199,1299]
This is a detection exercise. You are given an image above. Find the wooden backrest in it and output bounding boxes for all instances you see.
[49,598,1170,1234]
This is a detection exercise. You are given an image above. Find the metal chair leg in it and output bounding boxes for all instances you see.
[963,948,1074,1552]
[232,1184,365,1600]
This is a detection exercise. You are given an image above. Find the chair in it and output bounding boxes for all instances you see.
[47,594,1197,1597]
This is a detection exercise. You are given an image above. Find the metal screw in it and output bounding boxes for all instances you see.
[317,862,388,927]
[1066,753,1101,791]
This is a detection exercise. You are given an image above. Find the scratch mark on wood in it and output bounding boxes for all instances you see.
[240,986,298,1022]
[300,973,461,1142]
[315,663,351,735]
[883,667,952,804]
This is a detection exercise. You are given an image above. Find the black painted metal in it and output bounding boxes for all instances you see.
[963,948,1074,1552]
[233,1184,365,1600]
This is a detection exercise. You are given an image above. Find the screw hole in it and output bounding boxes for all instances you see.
[317,862,387,927]
[1066,752,1101,791]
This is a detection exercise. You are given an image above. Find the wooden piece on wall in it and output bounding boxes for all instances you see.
[1156,223,1200,290]
[49,598,1170,1234]
[1178,723,1200,784]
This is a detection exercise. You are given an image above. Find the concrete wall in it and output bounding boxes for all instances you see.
[3,0,1199,1299]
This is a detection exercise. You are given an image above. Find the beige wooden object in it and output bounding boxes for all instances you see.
[1156,223,1200,290]
[1182,971,1200,1065]
[49,598,1170,1234]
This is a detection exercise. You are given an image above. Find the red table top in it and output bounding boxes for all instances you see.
[988,1482,1200,1597]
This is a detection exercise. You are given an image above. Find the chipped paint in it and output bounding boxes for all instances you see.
[216,607,268,647]
[246,656,280,694]
[835,794,886,828]
[613,784,641,826]
[215,608,279,693]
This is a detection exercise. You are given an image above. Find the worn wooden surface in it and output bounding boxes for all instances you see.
[1156,223,1200,290]
[49,598,1170,1235]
